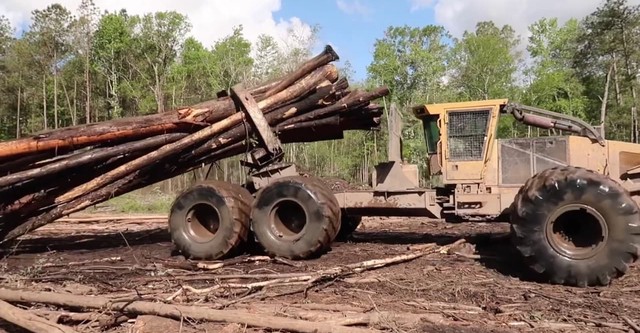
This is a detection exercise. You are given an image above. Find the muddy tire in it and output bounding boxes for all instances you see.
[169,181,252,260]
[336,213,362,240]
[510,166,640,286]
[250,176,341,259]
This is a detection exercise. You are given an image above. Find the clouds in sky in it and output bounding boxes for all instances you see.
[336,0,372,18]
[411,0,640,39]
[0,0,312,49]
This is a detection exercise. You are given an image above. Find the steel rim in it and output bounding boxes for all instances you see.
[185,202,221,242]
[269,198,308,241]
[545,203,608,260]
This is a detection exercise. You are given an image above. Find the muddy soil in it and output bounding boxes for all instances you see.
[0,215,638,332]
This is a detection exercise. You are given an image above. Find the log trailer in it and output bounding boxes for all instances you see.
[169,95,640,287]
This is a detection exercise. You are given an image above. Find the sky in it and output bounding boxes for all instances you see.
[2,0,639,81]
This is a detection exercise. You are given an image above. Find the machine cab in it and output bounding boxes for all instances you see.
[412,99,508,184]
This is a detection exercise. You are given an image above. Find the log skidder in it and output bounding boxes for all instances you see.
[250,176,341,259]
[168,181,253,260]
[510,166,640,286]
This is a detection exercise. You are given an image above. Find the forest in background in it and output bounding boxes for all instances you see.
[0,0,638,209]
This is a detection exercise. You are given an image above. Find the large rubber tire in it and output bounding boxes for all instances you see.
[510,166,640,287]
[168,180,252,260]
[336,213,362,240]
[250,176,341,259]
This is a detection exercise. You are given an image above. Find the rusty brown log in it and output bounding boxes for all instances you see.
[278,87,390,127]
[264,45,339,98]
[0,134,186,188]
[0,172,140,242]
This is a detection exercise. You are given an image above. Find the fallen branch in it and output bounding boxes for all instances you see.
[0,299,78,333]
[33,309,128,329]
[40,257,122,268]
[195,256,273,270]
[403,301,483,314]
[0,289,376,333]
[623,316,640,333]
[171,241,461,300]
[328,311,447,327]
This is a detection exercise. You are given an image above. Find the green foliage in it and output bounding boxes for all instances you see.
[368,25,451,106]
[524,18,588,118]
[448,21,522,101]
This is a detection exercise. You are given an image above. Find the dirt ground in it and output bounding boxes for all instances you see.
[1,214,639,333]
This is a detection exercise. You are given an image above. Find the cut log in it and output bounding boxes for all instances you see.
[0,289,377,333]
[0,134,186,188]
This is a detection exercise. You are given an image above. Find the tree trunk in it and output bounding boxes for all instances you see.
[85,52,91,124]
[600,63,613,139]
[154,65,164,113]
[16,86,21,139]
[42,76,47,131]
[54,49,59,129]
[73,80,77,126]
[620,30,638,143]
[613,55,621,106]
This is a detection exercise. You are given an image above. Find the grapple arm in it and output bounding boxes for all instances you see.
[504,103,605,146]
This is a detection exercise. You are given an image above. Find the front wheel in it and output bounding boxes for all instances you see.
[510,166,640,287]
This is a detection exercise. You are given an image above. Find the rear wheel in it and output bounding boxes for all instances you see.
[168,181,252,260]
[250,176,340,259]
[336,214,362,240]
[510,166,640,286]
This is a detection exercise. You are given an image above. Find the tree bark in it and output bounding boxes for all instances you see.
[54,49,58,129]
[85,51,91,124]
[16,86,21,139]
[42,77,47,131]
[600,63,613,139]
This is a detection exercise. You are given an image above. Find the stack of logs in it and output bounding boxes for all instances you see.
[0,45,389,244]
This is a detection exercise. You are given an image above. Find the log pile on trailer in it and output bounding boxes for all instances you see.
[0,45,389,245]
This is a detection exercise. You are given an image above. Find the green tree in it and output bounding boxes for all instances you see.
[168,37,213,106]
[92,10,136,118]
[576,0,640,142]
[448,21,522,101]
[252,34,283,83]
[525,18,587,118]
[70,0,100,124]
[129,11,191,113]
[368,25,451,106]
[25,4,74,129]
[208,26,253,91]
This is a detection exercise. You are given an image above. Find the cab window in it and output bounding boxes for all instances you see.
[422,115,440,154]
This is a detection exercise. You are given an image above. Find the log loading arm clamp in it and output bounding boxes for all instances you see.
[228,84,285,171]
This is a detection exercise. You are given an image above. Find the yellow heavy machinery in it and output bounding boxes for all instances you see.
[169,98,640,287]
[333,99,640,287]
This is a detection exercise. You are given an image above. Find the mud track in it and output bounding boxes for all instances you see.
[1,214,639,332]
